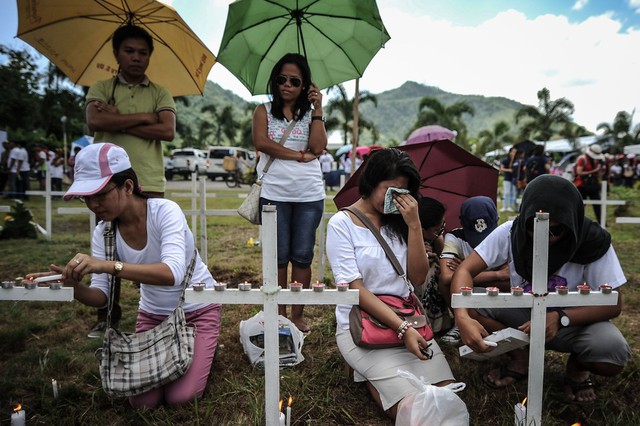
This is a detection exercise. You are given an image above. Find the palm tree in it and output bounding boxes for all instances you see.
[597,110,635,152]
[559,122,591,151]
[201,104,241,146]
[409,97,475,149]
[477,121,512,157]
[325,84,378,146]
[515,87,574,146]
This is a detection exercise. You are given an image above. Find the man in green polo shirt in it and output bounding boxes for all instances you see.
[84,24,176,338]
[86,24,176,198]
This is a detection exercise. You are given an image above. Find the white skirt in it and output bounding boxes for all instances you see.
[336,327,455,411]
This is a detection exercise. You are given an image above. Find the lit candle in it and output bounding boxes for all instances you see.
[336,283,349,292]
[460,286,472,296]
[577,284,591,295]
[312,282,325,292]
[52,378,59,398]
[487,286,499,296]
[599,283,612,294]
[214,282,227,291]
[239,281,252,291]
[11,405,25,426]
[286,396,292,426]
[555,285,568,295]
[289,281,302,292]
[514,397,526,426]
[511,286,523,296]
[279,400,285,426]
[192,282,205,291]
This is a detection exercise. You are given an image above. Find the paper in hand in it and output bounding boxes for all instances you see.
[383,187,410,214]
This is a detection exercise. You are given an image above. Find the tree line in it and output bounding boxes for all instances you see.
[1,45,638,156]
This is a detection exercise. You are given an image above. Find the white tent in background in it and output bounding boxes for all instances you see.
[624,144,640,155]
[484,135,599,160]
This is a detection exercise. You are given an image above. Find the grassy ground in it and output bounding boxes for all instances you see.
[0,185,639,425]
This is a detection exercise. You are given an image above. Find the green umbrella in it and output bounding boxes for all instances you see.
[217,0,390,95]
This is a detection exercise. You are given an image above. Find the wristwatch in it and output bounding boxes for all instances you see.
[114,261,124,275]
[557,309,570,328]
[311,115,325,122]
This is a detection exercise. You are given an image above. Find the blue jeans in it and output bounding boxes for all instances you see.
[259,198,324,268]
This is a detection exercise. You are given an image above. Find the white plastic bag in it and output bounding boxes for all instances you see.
[239,311,305,369]
[395,369,469,426]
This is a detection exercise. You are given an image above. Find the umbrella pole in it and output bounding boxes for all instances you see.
[350,79,360,176]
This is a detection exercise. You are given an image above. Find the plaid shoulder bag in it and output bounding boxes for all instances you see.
[98,221,197,397]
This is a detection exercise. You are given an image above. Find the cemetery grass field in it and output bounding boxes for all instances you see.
[1,186,639,425]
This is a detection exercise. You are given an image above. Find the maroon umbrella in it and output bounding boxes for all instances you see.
[333,140,499,230]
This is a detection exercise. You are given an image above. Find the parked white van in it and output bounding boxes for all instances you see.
[206,146,256,180]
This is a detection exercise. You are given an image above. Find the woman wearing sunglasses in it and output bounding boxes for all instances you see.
[252,53,327,333]
[452,175,631,402]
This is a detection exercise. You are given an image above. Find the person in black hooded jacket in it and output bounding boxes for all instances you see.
[451,175,631,402]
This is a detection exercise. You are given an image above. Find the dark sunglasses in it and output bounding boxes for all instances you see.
[275,75,302,88]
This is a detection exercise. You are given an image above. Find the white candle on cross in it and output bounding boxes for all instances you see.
[452,212,618,426]
[186,205,359,426]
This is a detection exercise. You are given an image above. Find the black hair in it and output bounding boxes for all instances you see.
[112,25,154,54]
[359,148,421,242]
[268,53,311,121]
[109,168,147,198]
[531,145,544,156]
[418,197,445,229]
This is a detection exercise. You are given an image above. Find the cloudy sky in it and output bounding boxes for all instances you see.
[2,0,639,132]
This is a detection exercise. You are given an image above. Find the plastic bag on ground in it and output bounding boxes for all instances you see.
[395,369,469,426]
[239,311,305,369]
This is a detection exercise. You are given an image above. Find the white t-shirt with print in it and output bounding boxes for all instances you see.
[257,103,325,202]
[474,221,626,290]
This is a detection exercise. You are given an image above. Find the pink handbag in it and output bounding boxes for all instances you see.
[349,293,434,349]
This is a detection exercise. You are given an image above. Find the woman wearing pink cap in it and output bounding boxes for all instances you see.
[28,142,221,409]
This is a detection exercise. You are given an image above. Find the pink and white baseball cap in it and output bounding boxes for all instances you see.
[64,143,131,201]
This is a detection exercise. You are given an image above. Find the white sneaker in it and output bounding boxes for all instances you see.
[440,326,461,345]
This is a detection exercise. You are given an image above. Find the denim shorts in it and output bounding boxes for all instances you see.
[259,198,324,268]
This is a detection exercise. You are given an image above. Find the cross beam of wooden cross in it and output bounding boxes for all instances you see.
[451,212,618,426]
[0,286,74,302]
[185,205,359,426]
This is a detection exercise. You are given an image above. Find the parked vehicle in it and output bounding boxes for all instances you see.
[163,156,174,180]
[168,148,209,180]
[206,146,256,181]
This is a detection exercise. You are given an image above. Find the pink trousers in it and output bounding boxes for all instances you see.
[128,304,222,408]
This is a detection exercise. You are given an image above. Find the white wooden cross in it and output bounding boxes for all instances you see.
[0,285,74,302]
[185,205,359,426]
[451,212,619,426]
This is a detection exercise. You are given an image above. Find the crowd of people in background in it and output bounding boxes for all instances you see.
[496,141,640,216]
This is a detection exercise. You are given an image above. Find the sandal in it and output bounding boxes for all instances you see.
[484,365,528,389]
[564,377,596,403]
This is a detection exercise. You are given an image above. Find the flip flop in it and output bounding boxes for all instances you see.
[564,377,596,403]
[484,365,528,389]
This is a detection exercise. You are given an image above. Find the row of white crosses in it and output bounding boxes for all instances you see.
[452,212,618,426]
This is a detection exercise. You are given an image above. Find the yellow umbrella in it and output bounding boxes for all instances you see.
[16,0,215,97]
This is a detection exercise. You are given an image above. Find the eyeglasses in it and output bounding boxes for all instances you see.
[79,185,117,204]
[434,221,446,238]
[275,75,302,88]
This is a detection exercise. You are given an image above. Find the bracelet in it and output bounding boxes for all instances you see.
[397,320,411,341]
[297,150,305,162]
[311,115,325,122]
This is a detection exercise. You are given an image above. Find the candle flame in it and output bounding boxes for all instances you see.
[571,423,581,426]
[521,397,527,406]
[279,399,283,412]
[14,404,22,412]
[288,395,293,406]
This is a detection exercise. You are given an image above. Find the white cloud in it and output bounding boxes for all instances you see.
[353,6,640,131]
[630,0,640,13]
[573,0,589,11]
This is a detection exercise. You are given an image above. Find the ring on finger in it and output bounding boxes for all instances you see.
[74,259,80,264]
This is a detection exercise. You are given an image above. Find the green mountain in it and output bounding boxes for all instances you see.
[174,80,527,148]
[358,81,526,145]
